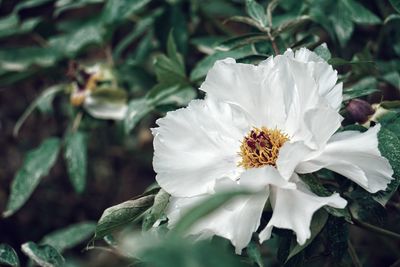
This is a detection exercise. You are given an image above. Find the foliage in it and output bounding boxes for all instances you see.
[1,0,400,266]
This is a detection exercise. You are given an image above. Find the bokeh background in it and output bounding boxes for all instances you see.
[1,0,400,266]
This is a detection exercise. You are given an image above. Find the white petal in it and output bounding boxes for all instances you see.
[152,98,249,197]
[302,106,343,148]
[276,141,313,180]
[199,58,289,128]
[259,177,347,245]
[240,166,296,190]
[84,95,127,120]
[290,48,342,111]
[296,125,394,193]
[166,175,270,254]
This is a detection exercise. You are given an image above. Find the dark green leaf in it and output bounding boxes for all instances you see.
[245,0,268,27]
[95,195,155,239]
[343,77,379,101]
[342,0,381,24]
[373,128,400,205]
[326,217,348,261]
[124,98,153,134]
[389,0,400,13]
[142,189,170,231]
[216,33,268,51]
[101,0,151,24]
[286,209,328,262]
[0,244,19,267]
[14,85,64,136]
[21,242,65,267]
[246,241,264,267]
[3,138,61,218]
[64,132,87,193]
[40,222,96,252]
[350,189,386,225]
[314,43,331,61]
[190,45,258,81]
[332,1,354,47]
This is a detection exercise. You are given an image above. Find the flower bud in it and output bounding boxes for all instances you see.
[346,99,374,123]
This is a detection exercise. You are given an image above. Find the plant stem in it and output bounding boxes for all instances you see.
[266,0,280,55]
[353,217,400,240]
[72,112,83,132]
[347,240,362,267]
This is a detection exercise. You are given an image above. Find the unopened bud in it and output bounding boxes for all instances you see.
[346,99,374,123]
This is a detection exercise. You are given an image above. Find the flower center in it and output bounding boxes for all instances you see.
[238,127,289,169]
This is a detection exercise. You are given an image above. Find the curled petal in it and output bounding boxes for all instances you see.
[259,178,347,245]
[296,125,394,193]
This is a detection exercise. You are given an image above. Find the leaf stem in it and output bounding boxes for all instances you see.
[72,112,83,132]
[347,240,362,267]
[353,217,400,240]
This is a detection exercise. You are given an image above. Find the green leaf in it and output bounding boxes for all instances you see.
[54,0,104,17]
[49,24,104,57]
[286,209,328,262]
[124,98,153,134]
[3,138,61,218]
[246,242,264,267]
[350,189,386,225]
[343,77,379,101]
[0,244,20,267]
[64,132,87,193]
[342,0,381,24]
[373,128,400,205]
[383,71,400,89]
[40,222,96,252]
[190,45,259,81]
[13,85,64,136]
[390,0,400,13]
[216,33,268,51]
[170,191,250,237]
[314,43,331,61]
[332,1,354,47]
[384,14,400,24]
[142,189,170,231]
[0,47,60,72]
[245,0,268,27]
[21,242,65,267]
[101,0,151,24]
[95,195,155,239]
[326,217,348,262]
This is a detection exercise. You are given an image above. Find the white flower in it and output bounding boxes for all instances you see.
[152,48,394,254]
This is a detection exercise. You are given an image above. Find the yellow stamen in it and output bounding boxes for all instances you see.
[238,127,289,169]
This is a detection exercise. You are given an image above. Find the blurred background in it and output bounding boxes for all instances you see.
[0,0,400,266]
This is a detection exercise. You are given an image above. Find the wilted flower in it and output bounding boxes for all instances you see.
[152,48,394,253]
[68,63,128,120]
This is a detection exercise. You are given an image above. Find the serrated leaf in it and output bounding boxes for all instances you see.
[3,138,61,218]
[314,43,331,61]
[0,244,20,267]
[373,128,400,205]
[40,222,96,252]
[21,242,64,267]
[95,195,155,239]
[142,189,170,231]
[13,85,64,136]
[245,0,268,27]
[286,209,328,262]
[64,132,87,193]
[342,0,381,24]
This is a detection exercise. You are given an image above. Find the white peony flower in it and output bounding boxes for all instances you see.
[152,48,394,254]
